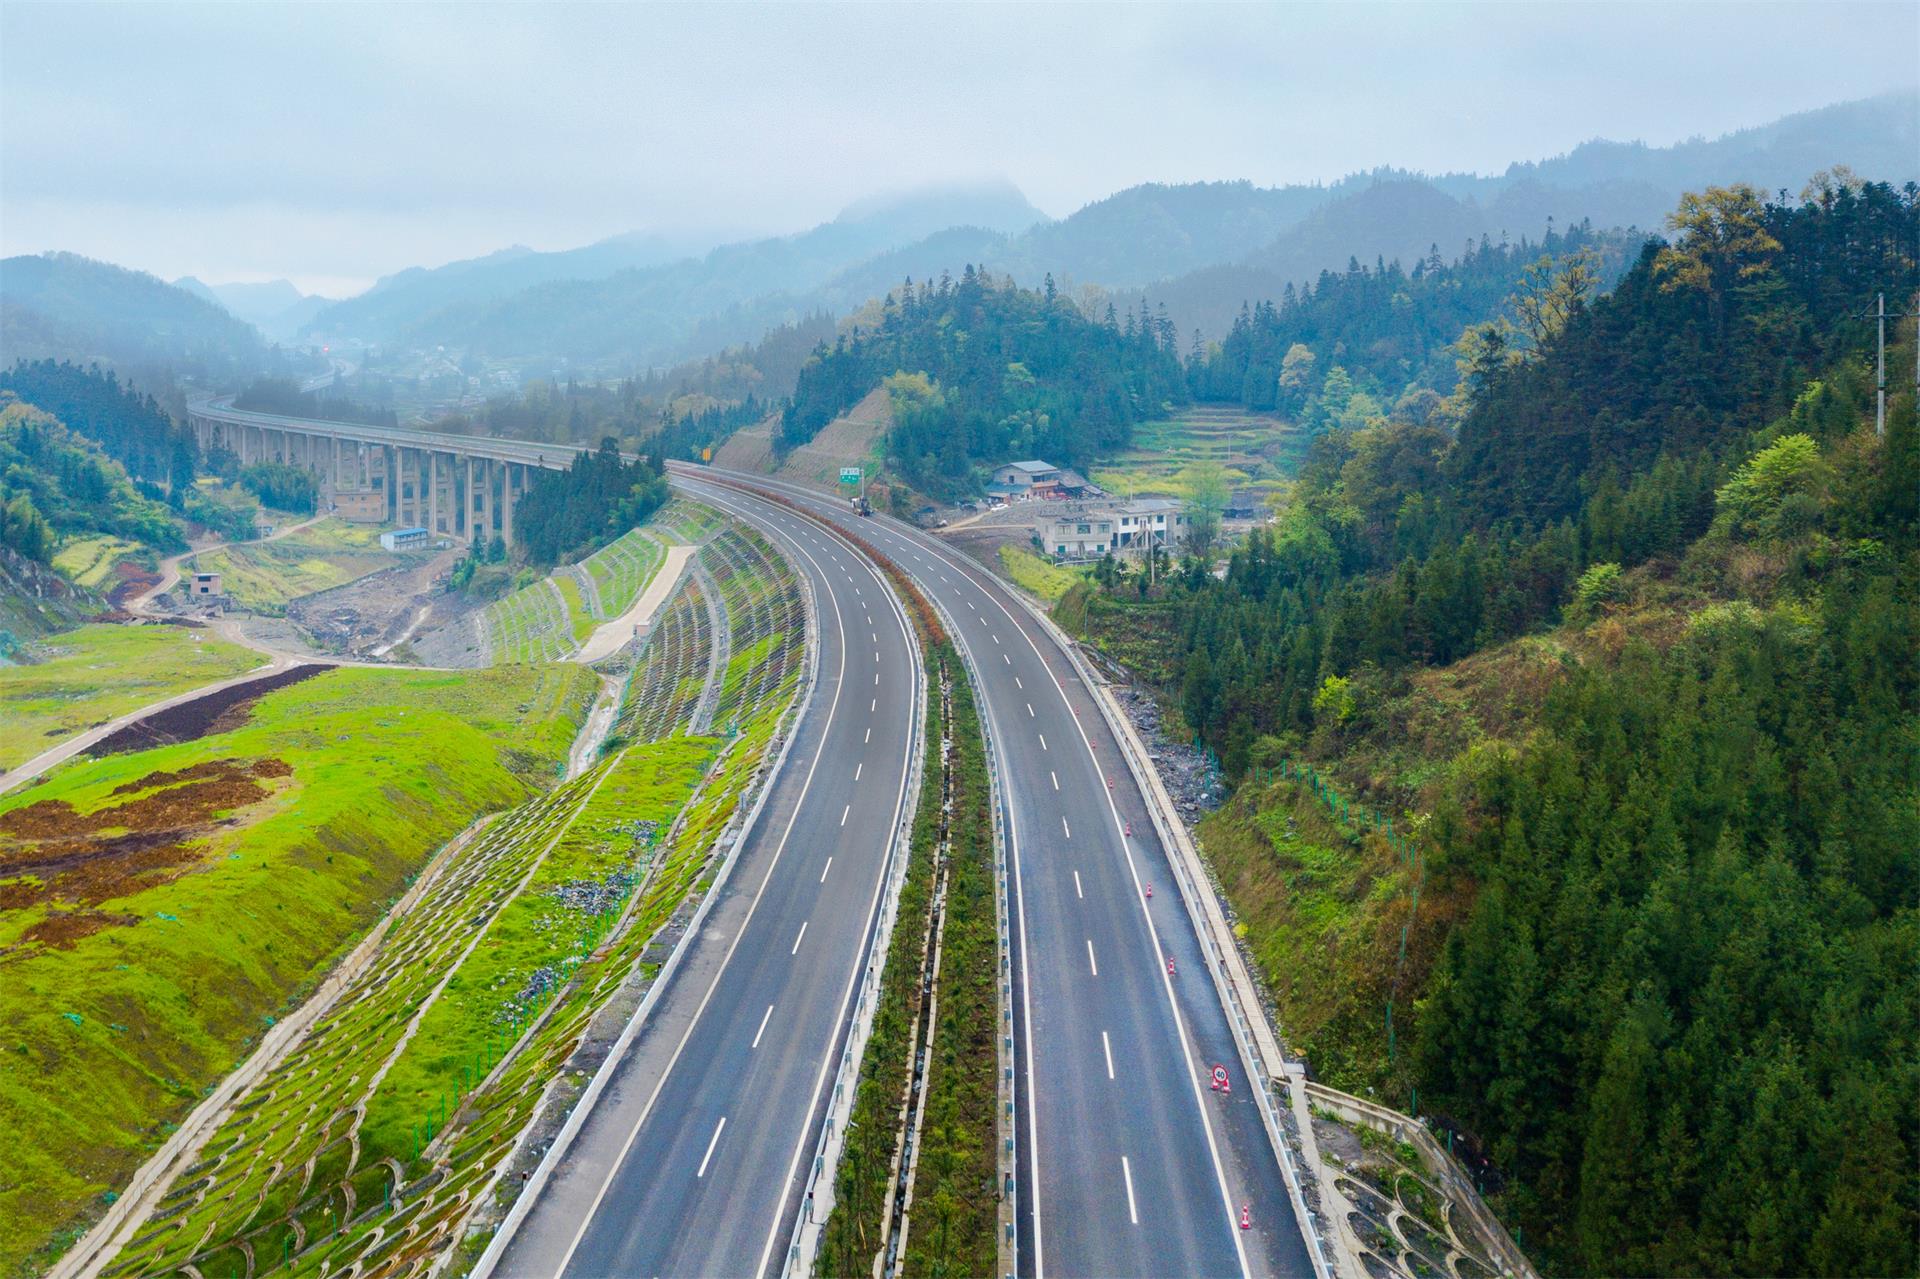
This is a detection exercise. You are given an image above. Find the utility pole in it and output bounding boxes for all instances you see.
[1875,292,1886,437]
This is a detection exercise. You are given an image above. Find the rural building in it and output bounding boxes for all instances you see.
[1113,497,1187,550]
[334,488,386,523]
[380,526,430,551]
[1225,488,1264,520]
[991,459,1064,497]
[190,571,223,597]
[1034,510,1117,560]
[1034,498,1189,561]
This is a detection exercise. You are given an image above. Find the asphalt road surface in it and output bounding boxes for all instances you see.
[497,486,921,1278]
[676,468,1316,1279]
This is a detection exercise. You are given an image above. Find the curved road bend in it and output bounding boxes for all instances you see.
[496,488,921,1277]
[676,467,1315,1279]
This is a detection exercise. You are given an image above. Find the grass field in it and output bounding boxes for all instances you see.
[998,545,1087,603]
[191,519,402,615]
[0,624,261,774]
[1091,405,1306,505]
[52,536,149,591]
[0,662,595,1274]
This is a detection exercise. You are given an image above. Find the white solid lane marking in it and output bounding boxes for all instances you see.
[697,1117,727,1178]
[840,805,851,826]
[792,921,809,954]
[1051,771,1059,790]
[1103,1031,1115,1079]
[1074,870,1083,898]
[752,1005,774,1049]
[1121,1155,1138,1224]
[1087,938,1098,976]
[820,857,833,883]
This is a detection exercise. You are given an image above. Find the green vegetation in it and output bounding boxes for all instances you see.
[1073,178,1919,1275]
[1185,222,1635,427]
[997,544,1085,603]
[1,396,182,570]
[784,270,1187,493]
[0,662,595,1274]
[51,535,146,590]
[512,439,669,567]
[95,505,805,1278]
[820,644,998,1278]
[190,519,400,615]
[0,622,259,774]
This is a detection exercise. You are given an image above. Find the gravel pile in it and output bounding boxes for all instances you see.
[1114,684,1225,822]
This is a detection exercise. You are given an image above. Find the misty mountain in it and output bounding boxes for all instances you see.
[174,276,332,343]
[1,252,273,382]
[306,180,1048,351]
[312,94,1916,376]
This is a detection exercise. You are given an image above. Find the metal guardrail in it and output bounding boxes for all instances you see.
[187,396,596,471]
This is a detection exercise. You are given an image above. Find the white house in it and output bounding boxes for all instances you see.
[1033,510,1118,560]
[1112,498,1187,550]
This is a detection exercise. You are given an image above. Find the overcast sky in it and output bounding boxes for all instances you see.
[3,1,1914,297]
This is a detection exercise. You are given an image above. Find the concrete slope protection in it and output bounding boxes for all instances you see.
[494,488,922,1278]
[677,467,1316,1279]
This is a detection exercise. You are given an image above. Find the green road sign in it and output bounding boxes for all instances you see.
[839,467,862,484]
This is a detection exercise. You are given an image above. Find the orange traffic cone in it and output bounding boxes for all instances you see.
[1239,1204,1251,1230]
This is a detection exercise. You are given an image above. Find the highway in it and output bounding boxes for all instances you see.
[677,466,1316,1279]
[492,483,922,1277]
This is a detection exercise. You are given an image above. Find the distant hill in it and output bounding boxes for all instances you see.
[175,276,331,343]
[305,180,1048,355]
[1,253,274,383]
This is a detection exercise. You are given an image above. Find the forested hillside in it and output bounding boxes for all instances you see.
[1186,220,1640,420]
[0,395,182,561]
[1067,177,1918,1274]
[783,269,1186,491]
[0,252,276,382]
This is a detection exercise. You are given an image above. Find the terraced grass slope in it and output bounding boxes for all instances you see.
[0,663,596,1275]
[191,520,404,616]
[87,505,809,1279]
[481,529,671,665]
[0,624,261,775]
[578,528,666,619]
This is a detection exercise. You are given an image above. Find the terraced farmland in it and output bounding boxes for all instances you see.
[85,505,810,1279]
[1091,404,1305,506]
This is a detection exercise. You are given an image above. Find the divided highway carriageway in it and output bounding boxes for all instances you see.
[669,468,1320,1279]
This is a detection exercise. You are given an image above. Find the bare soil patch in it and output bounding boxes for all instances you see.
[91,664,330,757]
[1,757,291,946]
